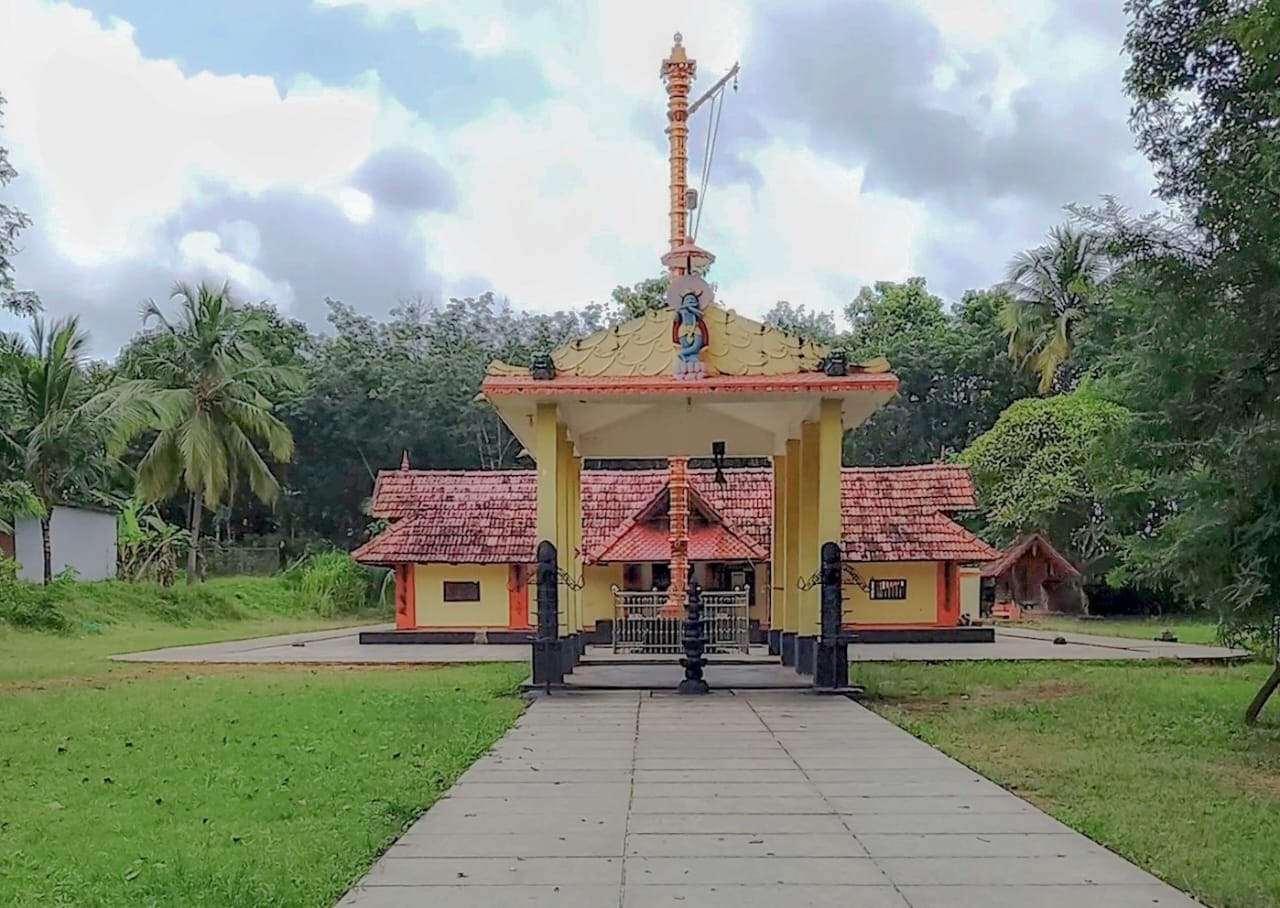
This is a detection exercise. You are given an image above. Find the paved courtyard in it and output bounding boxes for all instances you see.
[113,623,1249,666]
[337,690,1199,907]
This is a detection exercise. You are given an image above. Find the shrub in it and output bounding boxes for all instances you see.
[0,558,68,632]
[285,552,381,617]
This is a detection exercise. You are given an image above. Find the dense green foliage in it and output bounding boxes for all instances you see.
[0,92,38,317]
[863,660,1280,908]
[957,389,1132,563]
[0,662,525,908]
[1066,0,1280,645]
[0,557,388,637]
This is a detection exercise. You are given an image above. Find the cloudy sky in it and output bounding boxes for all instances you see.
[0,0,1155,353]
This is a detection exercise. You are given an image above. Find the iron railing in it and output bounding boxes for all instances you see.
[611,587,750,654]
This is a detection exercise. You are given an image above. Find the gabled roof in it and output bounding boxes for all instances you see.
[982,533,1080,579]
[592,522,768,564]
[354,464,992,566]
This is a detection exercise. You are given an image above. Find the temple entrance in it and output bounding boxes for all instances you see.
[480,36,896,693]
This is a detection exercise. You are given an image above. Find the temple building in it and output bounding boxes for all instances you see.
[353,463,996,645]
[353,35,1000,682]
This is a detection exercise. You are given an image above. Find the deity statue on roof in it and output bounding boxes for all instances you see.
[668,274,712,378]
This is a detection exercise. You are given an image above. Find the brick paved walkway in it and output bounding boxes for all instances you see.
[337,690,1199,907]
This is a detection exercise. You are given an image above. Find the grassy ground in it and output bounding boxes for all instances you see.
[859,660,1280,908]
[0,661,526,907]
[0,576,387,684]
[1021,614,1223,645]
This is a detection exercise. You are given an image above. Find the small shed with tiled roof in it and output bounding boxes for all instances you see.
[354,463,996,639]
[981,533,1081,615]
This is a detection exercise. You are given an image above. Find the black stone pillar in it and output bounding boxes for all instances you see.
[814,540,850,689]
[795,636,815,675]
[781,631,797,666]
[532,540,563,689]
[767,628,781,656]
[678,575,710,694]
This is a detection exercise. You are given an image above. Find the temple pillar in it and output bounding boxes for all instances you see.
[533,403,564,685]
[814,398,847,688]
[769,452,787,656]
[535,399,565,635]
[782,437,801,666]
[796,420,820,675]
[570,451,584,642]
[556,424,577,670]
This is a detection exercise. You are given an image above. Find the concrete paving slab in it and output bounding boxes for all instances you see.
[360,856,622,886]
[336,690,1203,908]
[622,885,911,908]
[337,884,620,907]
[899,884,1199,908]
[623,855,889,885]
[626,813,852,835]
[388,831,626,858]
[625,832,868,857]
[857,832,1103,858]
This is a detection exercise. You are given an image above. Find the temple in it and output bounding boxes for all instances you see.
[354,35,999,682]
[354,464,995,646]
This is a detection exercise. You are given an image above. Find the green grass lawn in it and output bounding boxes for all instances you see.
[0,576,388,684]
[1,574,526,906]
[1023,614,1223,645]
[859,660,1280,908]
[0,661,527,907]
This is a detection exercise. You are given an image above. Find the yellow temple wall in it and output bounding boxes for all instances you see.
[843,561,939,626]
[413,564,510,628]
[753,566,771,625]
[960,567,981,620]
[583,563,624,629]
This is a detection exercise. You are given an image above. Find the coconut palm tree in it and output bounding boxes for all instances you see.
[132,282,301,583]
[999,225,1110,393]
[0,317,153,581]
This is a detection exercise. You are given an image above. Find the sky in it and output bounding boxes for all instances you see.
[0,0,1156,354]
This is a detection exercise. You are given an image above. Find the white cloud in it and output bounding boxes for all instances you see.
[1,0,1154,352]
[0,1,385,266]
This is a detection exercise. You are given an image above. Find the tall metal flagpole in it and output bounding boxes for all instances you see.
[661,34,697,614]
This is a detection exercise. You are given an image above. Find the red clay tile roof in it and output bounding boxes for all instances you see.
[844,512,998,563]
[354,464,990,565]
[842,464,978,514]
[591,521,768,563]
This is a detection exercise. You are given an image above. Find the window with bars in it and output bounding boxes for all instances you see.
[443,581,481,602]
[869,578,907,601]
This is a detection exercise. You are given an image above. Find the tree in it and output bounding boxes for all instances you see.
[956,388,1133,578]
[999,225,1109,393]
[0,93,39,317]
[1071,0,1280,685]
[840,280,1034,466]
[130,282,300,582]
[610,275,668,320]
[763,302,838,346]
[0,317,151,581]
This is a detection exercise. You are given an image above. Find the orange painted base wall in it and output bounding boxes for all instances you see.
[393,563,531,630]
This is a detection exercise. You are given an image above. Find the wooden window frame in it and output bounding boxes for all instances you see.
[442,580,481,602]
[868,578,907,601]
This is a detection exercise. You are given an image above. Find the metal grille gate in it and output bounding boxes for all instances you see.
[612,587,751,654]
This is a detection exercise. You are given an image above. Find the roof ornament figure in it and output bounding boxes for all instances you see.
[400,450,411,471]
